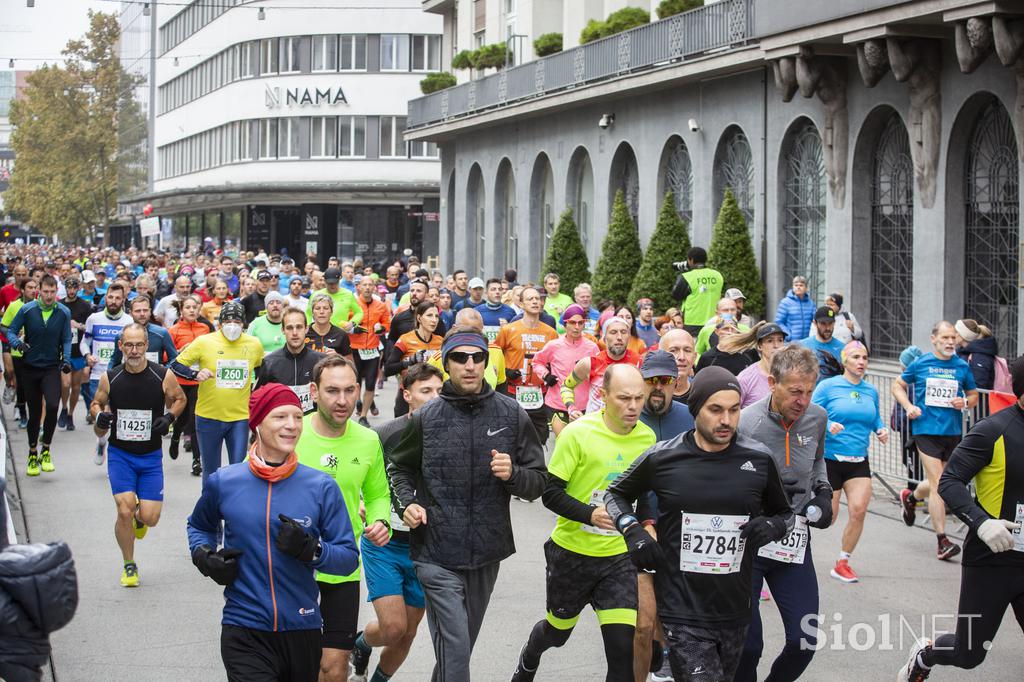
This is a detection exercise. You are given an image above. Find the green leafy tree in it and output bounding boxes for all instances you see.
[420,72,457,94]
[541,208,591,295]
[533,32,563,57]
[472,44,508,70]
[580,6,651,44]
[628,192,691,312]
[5,11,140,241]
[593,190,643,305]
[708,189,765,316]
[451,50,474,70]
[656,0,704,20]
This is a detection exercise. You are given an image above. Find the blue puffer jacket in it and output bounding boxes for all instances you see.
[774,289,815,341]
[957,336,999,390]
[187,461,358,632]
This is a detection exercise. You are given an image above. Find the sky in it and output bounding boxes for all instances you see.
[2,0,114,69]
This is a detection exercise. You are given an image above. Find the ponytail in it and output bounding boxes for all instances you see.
[718,321,766,354]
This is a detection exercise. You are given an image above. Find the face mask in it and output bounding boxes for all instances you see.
[720,313,735,322]
[222,322,243,341]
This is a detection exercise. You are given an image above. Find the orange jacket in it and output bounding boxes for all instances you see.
[349,297,391,351]
[169,319,211,385]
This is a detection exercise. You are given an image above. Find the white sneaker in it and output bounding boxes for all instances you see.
[2,385,13,404]
[897,637,932,681]
[94,440,106,465]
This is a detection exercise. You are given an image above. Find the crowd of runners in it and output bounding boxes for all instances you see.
[1,241,1021,682]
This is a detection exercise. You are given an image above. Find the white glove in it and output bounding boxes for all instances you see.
[976,519,1020,553]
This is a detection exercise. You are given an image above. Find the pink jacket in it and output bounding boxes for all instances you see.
[533,335,600,412]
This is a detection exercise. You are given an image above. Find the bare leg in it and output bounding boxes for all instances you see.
[841,478,872,554]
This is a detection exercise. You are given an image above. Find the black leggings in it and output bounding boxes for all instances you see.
[172,384,198,439]
[12,355,26,411]
[923,563,1024,670]
[22,364,60,449]
[522,619,634,681]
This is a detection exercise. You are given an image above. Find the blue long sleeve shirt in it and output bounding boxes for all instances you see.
[812,375,884,461]
[6,301,73,368]
[187,461,358,632]
[109,322,179,366]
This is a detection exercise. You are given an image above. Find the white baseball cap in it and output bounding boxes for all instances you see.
[81,270,97,283]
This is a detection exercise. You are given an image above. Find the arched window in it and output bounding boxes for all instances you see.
[609,143,640,228]
[495,160,517,272]
[714,126,754,230]
[870,113,914,359]
[964,99,1020,355]
[781,122,827,304]
[529,154,555,262]
[660,136,693,223]
[444,170,455,270]
[567,148,594,259]
[467,164,486,278]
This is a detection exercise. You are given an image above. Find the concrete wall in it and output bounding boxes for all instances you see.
[438,49,1024,355]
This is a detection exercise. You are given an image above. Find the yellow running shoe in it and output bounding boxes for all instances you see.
[40,448,54,473]
[26,452,40,476]
[120,562,140,587]
[133,516,148,540]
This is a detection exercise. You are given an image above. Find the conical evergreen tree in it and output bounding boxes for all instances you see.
[628,192,691,312]
[593,190,643,305]
[708,189,765,317]
[541,207,591,295]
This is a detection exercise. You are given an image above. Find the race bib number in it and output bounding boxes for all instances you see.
[757,515,808,564]
[1014,503,1024,553]
[71,328,80,345]
[515,385,543,410]
[358,347,380,360]
[924,377,959,408]
[145,351,159,363]
[483,326,500,343]
[581,490,616,536]
[116,408,152,442]
[215,359,249,389]
[833,455,866,464]
[95,341,115,363]
[391,509,410,533]
[291,384,313,413]
[680,512,748,574]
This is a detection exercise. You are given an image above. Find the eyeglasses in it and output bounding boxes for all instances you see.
[564,319,585,326]
[447,351,487,365]
[122,342,147,350]
[644,376,675,386]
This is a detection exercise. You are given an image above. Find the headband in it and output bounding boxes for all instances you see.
[954,320,979,342]
[441,332,489,367]
[602,316,630,338]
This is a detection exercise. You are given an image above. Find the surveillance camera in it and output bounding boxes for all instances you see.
[688,118,700,132]
[598,113,615,129]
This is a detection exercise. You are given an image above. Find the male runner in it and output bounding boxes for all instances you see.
[533,305,600,437]
[511,365,655,681]
[572,283,601,335]
[247,291,286,353]
[170,301,265,482]
[900,356,1024,680]
[295,355,391,682]
[109,294,178,367]
[606,367,793,681]
[1,262,28,405]
[495,286,558,443]
[542,273,573,333]
[475,278,516,342]
[82,282,132,433]
[6,275,73,476]
[799,306,845,381]
[659,329,696,404]
[561,317,642,418]
[349,275,391,426]
[694,297,744,356]
[256,307,324,413]
[893,321,978,559]
[91,323,185,587]
[154,274,193,327]
[734,345,832,682]
[306,267,363,330]
[58,276,93,431]
[350,363,444,682]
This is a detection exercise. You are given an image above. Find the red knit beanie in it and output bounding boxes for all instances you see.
[249,383,302,432]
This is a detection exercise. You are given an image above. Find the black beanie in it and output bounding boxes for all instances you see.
[1011,355,1024,399]
[688,366,743,418]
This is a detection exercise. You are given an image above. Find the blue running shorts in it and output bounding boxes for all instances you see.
[107,444,164,501]
[361,537,424,608]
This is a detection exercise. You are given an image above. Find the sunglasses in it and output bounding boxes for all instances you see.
[447,350,487,365]
[564,318,585,326]
[644,376,675,386]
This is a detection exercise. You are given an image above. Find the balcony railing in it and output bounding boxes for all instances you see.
[407,0,756,129]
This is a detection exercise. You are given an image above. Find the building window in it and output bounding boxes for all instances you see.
[340,35,367,71]
[380,34,410,71]
[259,119,278,159]
[311,116,338,158]
[280,36,302,74]
[869,112,914,359]
[411,35,441,71]
[714,125,755,235]
[781,122,827,306]
[312,35,338,72]
[409,140,439,158]
[339,116,366,157]
[474,0,486,32]
[260,38,279,75]
[278,118,300,159]
[236,121,252,161]
[661,136,692,223]
[964,99,1020,356]
[379,116,407,158]
[241,41,256,78]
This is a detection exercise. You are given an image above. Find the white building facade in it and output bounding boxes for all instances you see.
[127,0,442,263]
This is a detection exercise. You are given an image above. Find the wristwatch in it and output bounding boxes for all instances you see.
[615,513,639,534]
[313,540,323,561]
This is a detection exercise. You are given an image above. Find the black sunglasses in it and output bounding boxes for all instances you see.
[447,350,487,365]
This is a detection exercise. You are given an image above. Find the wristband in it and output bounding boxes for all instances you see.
[641,519,656,528]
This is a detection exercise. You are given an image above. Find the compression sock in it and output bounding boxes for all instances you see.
[600,623,636,681]
[522,620,572,671]
[369,667,392,682]
[354,631,371,655]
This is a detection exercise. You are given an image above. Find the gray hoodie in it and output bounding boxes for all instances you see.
[738,395,830,513]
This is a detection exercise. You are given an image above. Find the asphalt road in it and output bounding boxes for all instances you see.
[6,382,1021,681]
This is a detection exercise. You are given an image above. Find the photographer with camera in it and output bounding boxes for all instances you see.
[671,247,723,337]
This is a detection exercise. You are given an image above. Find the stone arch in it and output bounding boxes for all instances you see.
[444,169,456,271]
[529,152,556,269]
[494,158,517,274]
[657,135,693,224]
[608,141,640,229]
[713,124,755,231]
[466,163,486,278]
[566,146,595,262]
[778,117,827,305]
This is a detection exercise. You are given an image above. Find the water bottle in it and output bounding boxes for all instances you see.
[806,505,822,523]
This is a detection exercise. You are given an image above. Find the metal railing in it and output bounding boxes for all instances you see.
[407,0,756,129]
